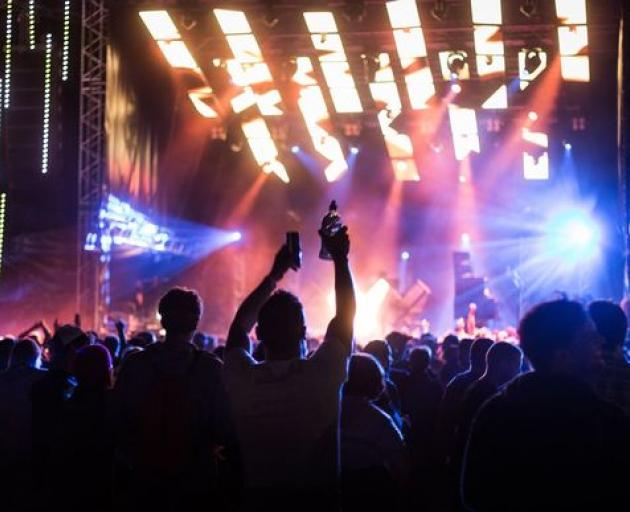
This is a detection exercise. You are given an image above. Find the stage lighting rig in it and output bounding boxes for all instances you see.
[523,49,542,76]
[431,0,447,22]
[343,1,366,23]
[262,3,279,28]
[447,51,468,78]
[520,0,538,18]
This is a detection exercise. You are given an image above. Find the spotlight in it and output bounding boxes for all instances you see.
[447,51,468,77]
[528,111,538,121]
[524,49,542,76]
[546,209,601,260]
[451,83,462,94]
[291,145,300,154]
[349,145,359,155]
[431,0,447,22]
[461,233,471,249]
[563,141,572,151]
[459,175,467,183]
[232,231,243,242]
[401,251,410,261]
[519,0,538,18]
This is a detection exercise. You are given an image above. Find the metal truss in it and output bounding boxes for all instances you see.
[77,0,108,329]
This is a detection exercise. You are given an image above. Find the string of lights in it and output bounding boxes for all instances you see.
[28,0,36,50]
[0,193,7,275]
[42,33,52,174]
[62,1,71,81]
[4,0,13,109]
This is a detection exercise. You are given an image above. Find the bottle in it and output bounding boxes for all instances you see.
[319,200,341,260]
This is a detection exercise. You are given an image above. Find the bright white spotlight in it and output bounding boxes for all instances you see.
[564,141,572,151]
[401,250,410,261]
[291,145,300,154]
[350,145,359,155]
[451,82,462,94]
[528,111,538,121]
[232,231,242,241]
[546,209,600,260]
[461,232,471,249]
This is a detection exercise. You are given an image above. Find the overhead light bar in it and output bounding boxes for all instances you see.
[292,56,348,181]
[214,9,288,183]
[139,11,219,119]
[555,0,590,82]
[214,9,283,116]
[448,105,480,161]
[0,193,6,275]
[472,0,506,109]
[368,53,419,181]
[304,12,363,113]
[386,0,435,109]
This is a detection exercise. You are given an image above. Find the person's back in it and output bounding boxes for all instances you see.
[113,288,229,511]
[340,354,407,512]
[589,300,630,416]
[462,300,630,511]
[224,227,355,511]
[0,339,46,510]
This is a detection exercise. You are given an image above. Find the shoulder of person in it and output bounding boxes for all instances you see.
[195,349,223,370]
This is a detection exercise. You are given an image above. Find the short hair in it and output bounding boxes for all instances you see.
[409,346,432,372]
[363,340,391,370]
[470,338,494,369]
[344,353,384,400]
[256,290,305,354]
[102,336,120,360]
[10,339,40,369]
[486,342,522,371]
[588,300,627,349]
[518,300,589,371]
[158,287,202,334]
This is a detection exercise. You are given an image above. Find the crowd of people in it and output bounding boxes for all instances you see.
[1,225,630,511]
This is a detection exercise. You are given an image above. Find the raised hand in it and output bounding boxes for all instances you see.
[269,244,296,282]
[320,225,350,261]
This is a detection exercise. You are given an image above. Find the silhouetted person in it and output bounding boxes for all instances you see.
[54,344,114,512]
[224,227,355,511]
[438,335,461,387]
[101,335,120,363]
[113,288,230,512]
[31,325,89,505]
[589,300,630,416]
[462,300,630,511]
[0,337,16,371]
[0,339,45,510]
[363,340,404,431]
[341,354,408,512]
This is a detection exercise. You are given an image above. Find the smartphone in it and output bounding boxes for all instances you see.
[286,231,302,270]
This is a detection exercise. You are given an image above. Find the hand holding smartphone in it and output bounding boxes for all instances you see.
[286,231,302,270]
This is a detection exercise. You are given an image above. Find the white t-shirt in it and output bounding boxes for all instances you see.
[224,337,350,489]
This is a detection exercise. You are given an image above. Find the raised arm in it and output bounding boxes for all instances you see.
[324,226,356,348]
[226,245,293,354]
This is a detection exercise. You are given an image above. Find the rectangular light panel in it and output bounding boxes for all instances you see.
[369,53,419,181]
[555,0,590,82]
[448,106,480,161]
[304,12,363,113]
[386,0,435,109]
[522,128,549,180]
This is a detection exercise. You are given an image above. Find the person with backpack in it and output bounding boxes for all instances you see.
[112,288,231,512]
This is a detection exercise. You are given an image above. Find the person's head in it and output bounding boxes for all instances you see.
[363,340,393,375]
[10,339,41,369]
[158,288,202,338]
[588,300,627,350]
[47,325,90,372]
[484,342,523,386]
[256,290,306,360]
[0,337,16,371]
[136,331,156,347]
[73,344,112,390]
[442,334,460,363]
[409,346,432,373]
[470,337,494,372]
[343,353,385,401]
[213,345,225,361]
[459,338,474,368]
[385,331,411,361]
[518,299,602,378]
[101,336,119,360]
